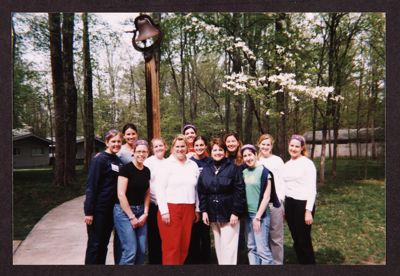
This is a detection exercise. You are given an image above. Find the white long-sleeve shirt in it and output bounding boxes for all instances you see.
[155,155,200,215]
[143,155,165,204]
[258,154,285,202]
[282,156,317,211]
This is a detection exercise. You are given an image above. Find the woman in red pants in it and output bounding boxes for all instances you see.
[155,134,200,264]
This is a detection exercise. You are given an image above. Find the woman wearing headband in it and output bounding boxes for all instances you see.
[84,129,124,264]
[282,134,317,264]
[241,144,280,265]
[182,123,197,158]
[113,140,151,265]
[257,134,285,264]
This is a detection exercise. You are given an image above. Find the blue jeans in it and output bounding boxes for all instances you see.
[246,210,274,265]
[113,204,147,265]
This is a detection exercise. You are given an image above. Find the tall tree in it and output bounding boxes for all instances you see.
[62,13,78,184]
[48,13,66,186]
[82,12,95,172]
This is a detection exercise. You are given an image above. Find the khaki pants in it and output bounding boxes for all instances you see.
[211,221,240,265]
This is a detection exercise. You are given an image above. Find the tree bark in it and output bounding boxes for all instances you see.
[82,12,95,173]
[62,13,77,185]
[275,13,287,160]
[48,13,65,186]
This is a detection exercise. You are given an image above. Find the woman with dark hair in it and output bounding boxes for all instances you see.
[241,144,280,265]
[222,132,246,260]
[186,135,212,264]
[282,134,317,264]
[197,138,246,264]
[117,123,139,164]
[84,129,123,264]
[223,132,243,166]
[144,137,168,264]
[182,123,197,158]
[155,134,200,265]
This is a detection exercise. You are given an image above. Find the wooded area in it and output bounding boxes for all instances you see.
[12,12,385,186]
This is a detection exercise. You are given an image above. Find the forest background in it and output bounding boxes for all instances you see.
[12,12,385,185]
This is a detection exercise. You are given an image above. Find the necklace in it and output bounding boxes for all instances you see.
[214,165,221,175]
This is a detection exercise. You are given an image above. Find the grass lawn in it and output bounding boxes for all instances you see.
[13,166,86,240]
[282,158,385,264]
[13,158,385,264]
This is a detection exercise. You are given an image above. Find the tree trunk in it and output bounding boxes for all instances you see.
[48,13,65,186]
[275,13,287,160]
[62,13,77,185]
[244,94,254,144]
[224,52,231,132]
[179,16,187,125]
[82,12,95,173]
[311,99,318,159]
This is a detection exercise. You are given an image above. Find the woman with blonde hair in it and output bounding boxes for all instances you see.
[282,134,317,264]
[155,134,200,264]
[257,134,285,264]
[144,137,168,264]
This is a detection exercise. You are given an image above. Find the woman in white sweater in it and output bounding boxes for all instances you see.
[143,137,168,264]
[155,134,200,265]
[282,134,316,264]
[257,134,285,265]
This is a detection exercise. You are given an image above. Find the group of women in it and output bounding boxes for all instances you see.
[83,123,317,265]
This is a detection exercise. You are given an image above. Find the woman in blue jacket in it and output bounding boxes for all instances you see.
[197,137,246,265]
[84,129,124,264]
[241,144,281,265]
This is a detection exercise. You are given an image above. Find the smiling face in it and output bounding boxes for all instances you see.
[225,135,240,154]
[242,149,257,168]
[288,139,303,160]
[134,144,149,164]
[152,139,166,160]
[211,144,226,162]
[173,139,188,161]
[259,138,273,158]
[106,134,122,154]
[184,127,196,146]
[194,138,207,157]
[123,127,138,146]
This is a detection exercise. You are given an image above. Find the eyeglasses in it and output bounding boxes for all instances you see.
[135,150,148,154]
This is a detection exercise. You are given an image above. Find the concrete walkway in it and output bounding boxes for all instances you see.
[13,195,114,265]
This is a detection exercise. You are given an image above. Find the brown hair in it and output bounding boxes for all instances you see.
[104,129,122,143]
[208,137,227,153]
[222,132,243,165]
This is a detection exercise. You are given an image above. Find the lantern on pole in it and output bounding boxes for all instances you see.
[131,14,162,140]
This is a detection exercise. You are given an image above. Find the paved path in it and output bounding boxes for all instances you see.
[13,196,115,265]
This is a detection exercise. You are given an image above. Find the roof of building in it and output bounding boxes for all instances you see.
[303,127,384,143]
[13,133,53,144]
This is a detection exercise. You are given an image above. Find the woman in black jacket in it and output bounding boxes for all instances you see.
[197,137,246,265]
[84,129,124,264]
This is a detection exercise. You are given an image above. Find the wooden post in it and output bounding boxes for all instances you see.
[144,55,161,140]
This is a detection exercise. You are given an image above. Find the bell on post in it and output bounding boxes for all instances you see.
[135,17,160,42]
